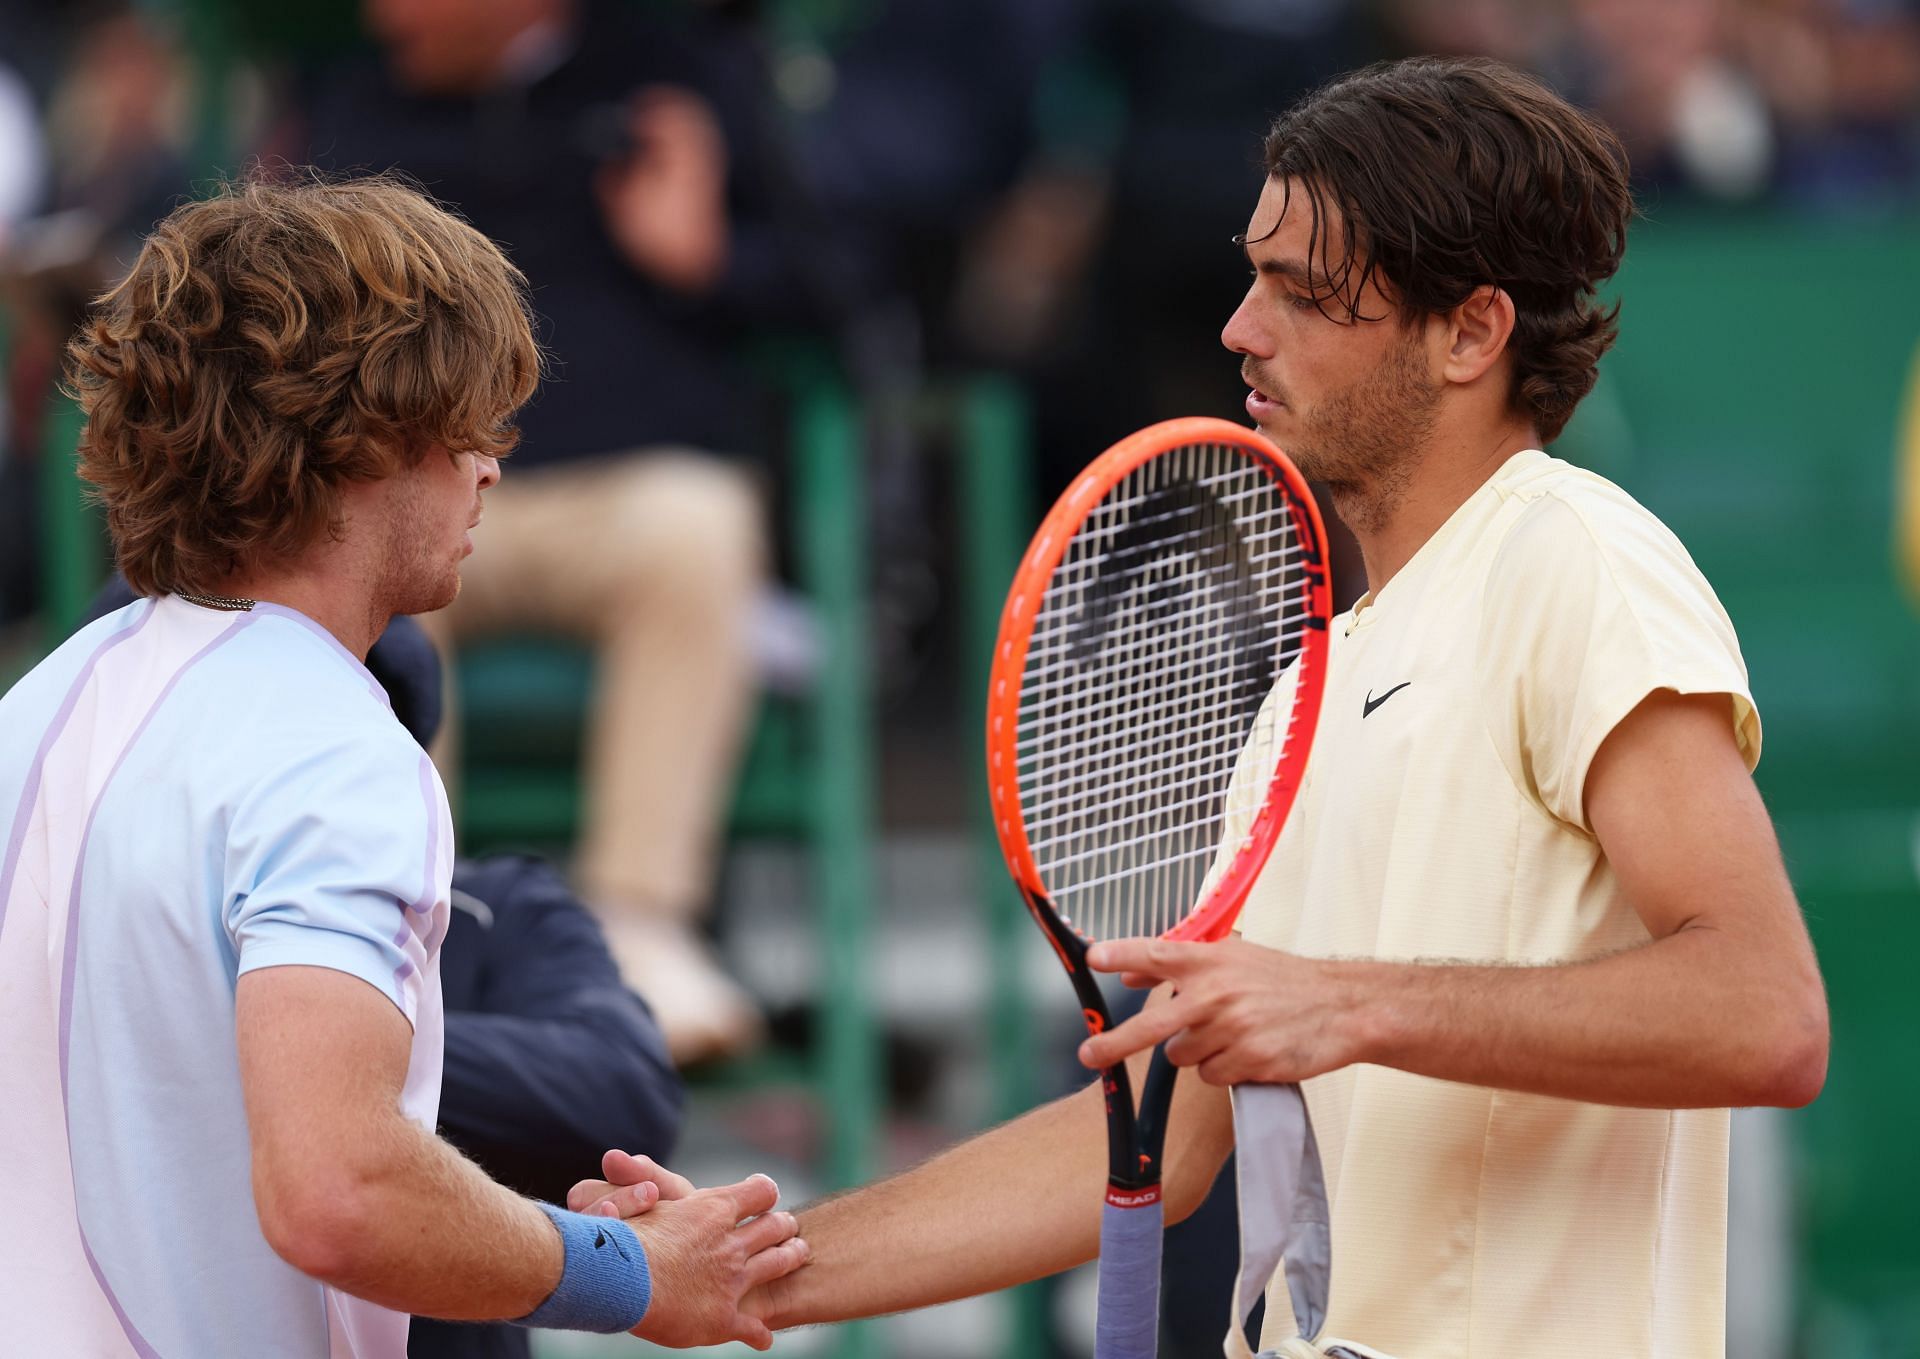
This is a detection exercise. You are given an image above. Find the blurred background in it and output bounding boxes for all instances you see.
[2,1,1917,1356]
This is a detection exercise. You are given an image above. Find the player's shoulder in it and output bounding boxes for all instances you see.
[212,610,392,709]
[0,601,151,730]
[195,612,423,775]
[1488,452,1698,579]
[222,693,431,841]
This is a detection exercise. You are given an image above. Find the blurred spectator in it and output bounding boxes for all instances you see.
[1388,0,1920,206]
[294,0,818,1064]
[943,0,1373,600]
[41,8,194,244]
[779,0,1079,339]
[811,0,1364,505]
[773,0,1377,622]
[0,61,43,241]
[1028,0,1366,451]
[1558,0,1778,199]
[0,59,43,631]
[1740,0,1920,205]
[1,6,203,630]
[748,0,1086,699]
[809,0,1364,401]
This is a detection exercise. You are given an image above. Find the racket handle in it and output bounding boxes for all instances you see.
[1095,1192,1164,1359]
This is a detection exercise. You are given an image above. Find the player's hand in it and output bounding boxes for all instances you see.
[620,1173,810,1350]
[1077,936,1367,1087]
[595,85,729,293]
[738,1265,802,1335]
[567,1148,694,1219]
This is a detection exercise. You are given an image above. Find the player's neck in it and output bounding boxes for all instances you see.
[208,551,390,661]
[1352,421,1539,598]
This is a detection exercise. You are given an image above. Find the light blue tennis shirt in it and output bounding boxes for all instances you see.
[0,595,453,1357]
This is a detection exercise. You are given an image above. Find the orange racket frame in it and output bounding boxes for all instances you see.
[985,416,1332,954]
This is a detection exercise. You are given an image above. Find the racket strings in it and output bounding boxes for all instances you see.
[1020,706,1304,839]
[1017,572,1310,656]
[1025,518,1306,590]
[1015,442,1310,943]
[1012,620,1317,749]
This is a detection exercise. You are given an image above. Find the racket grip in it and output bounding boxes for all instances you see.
[1095,1192,1164,1359]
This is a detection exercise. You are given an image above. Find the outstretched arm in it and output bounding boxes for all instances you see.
[1082,691,1829,1109]
[763,998,1233,1330]
[575,988,1238,1330]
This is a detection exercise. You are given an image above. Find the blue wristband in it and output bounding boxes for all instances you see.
[514,1202,653,1333]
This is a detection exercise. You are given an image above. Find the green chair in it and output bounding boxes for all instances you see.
[952,373,1051,1359]
[34,394,107,648]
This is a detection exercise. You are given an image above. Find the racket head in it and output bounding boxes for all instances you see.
[987,416,1330,953]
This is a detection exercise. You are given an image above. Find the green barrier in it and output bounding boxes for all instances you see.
[1581,210,1920,1351]
[38,396,106,648]
[956,373,1049,1359]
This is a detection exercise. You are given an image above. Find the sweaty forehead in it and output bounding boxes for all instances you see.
[1242,177,1343,259]
[1240,174,1394,316]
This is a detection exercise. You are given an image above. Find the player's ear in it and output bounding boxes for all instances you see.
[1440,284,1515,386]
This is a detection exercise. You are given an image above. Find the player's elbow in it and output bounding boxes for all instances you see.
[1746,976,1829,1109]
[1765,1004,1829,1109]
[255,1167,384,1284]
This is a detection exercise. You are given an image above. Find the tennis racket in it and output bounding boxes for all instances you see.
[985,416,1331,1359]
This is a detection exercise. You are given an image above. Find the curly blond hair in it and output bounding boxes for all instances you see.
[66,174,540,595]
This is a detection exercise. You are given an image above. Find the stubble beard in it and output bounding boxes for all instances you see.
[1285,330,1442,536]
[374,475,464,621]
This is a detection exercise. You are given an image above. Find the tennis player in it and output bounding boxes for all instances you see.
[0,177,807,1356]
[580,56,1828,1358]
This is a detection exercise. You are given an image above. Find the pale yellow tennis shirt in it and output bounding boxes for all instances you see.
[1235,449,1761,1359]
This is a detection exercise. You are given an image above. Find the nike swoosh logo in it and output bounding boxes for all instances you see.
[1362,682,1412,718]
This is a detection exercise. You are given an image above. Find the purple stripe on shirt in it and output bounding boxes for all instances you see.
[418,756,451,958]
[0,601,155,945]
[407,754,440,915]
[55,613,252,1359]
[393,752,445,993]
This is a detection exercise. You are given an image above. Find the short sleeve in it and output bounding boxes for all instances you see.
[224,731,450,1026]
[1476,491,1762,832]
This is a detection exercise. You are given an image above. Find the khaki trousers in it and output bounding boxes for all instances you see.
[421,451,765,922]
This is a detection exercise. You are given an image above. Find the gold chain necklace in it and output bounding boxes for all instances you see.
[175,591,256,612]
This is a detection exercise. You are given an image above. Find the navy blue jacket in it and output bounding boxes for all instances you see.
[410,853,684,1359]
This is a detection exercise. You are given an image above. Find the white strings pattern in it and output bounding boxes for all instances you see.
[1016,442,1306,943]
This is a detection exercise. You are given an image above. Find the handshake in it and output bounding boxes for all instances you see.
[559,1149,810,1350]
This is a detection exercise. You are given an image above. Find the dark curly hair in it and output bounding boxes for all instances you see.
[1257,57,1633,443]
[65,173,541,596]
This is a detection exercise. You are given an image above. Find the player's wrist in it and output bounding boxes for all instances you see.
[1329,959,1401,1069]
[514,1202,652,1333]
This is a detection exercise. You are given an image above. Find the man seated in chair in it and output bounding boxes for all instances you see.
[292,0,819,1061]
